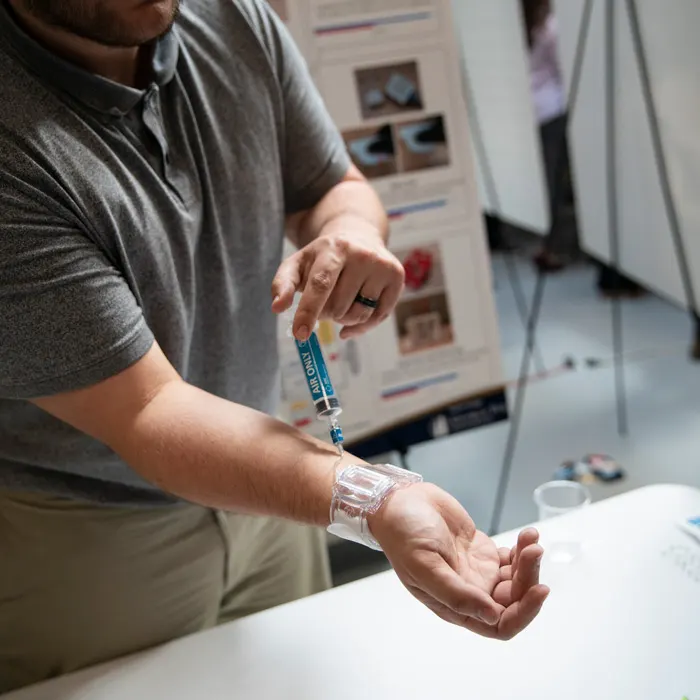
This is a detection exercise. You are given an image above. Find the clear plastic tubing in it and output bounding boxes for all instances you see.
[294,330,344,455]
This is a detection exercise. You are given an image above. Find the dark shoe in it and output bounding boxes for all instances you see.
[599,286,647,300]
[597,265,647,298]
[533,250,566,273]
[691,329,700,361]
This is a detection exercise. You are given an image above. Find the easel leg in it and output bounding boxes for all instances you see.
[605,0,628,437]
[625,0,700,362]
[503,248,547,376]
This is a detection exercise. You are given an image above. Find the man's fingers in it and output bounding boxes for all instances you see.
[511,544,544,602]
[463,585,549,640]
[411,562,503,625]
[512,528,539,571]
[492,580,512,607]
[294,253,344,340]
[500,539,543,606]
[340,275,404,339]
[271,254,303,313]
[326,265,370,324]
[498,564,513,582]
[498,547,511,567]
[495,584,550,640]
[343,273,387,327]
[516,528,540,554]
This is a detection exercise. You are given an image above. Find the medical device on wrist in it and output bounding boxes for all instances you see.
[328,463,423,549]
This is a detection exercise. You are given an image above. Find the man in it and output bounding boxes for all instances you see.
[0,0,549,692]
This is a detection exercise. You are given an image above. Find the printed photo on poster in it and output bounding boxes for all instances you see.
[395,292,455,355]
[396,114,449,173]
[393,242,453,354]
[267,0,288,21]
[343,124,397,179]
[355,61,424,120]
[396,244,445,296]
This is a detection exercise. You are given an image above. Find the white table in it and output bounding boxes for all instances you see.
[5,484,700,700]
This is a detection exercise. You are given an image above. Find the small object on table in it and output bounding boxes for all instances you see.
[552,460,577,482]
[552,459,594,483]
[582,453,625,482]
[678,516,700,545]
[553,454,625,484]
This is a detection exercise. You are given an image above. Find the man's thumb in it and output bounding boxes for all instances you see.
[271,254,302,313]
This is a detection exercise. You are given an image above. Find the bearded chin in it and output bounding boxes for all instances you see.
[17,0,181,48]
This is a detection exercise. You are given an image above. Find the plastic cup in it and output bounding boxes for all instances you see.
[533,481,591,563]
[534,480,591,520]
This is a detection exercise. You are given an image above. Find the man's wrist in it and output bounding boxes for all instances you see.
[317,213,387,243]
[316,451,368,527]
[327,463,423,549]
[296,173,389,246]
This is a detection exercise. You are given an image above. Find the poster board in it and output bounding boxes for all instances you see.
[451,0,551,235]
[554,0,700,309]
[273,0,507,452]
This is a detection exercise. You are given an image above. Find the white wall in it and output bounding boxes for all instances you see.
[554,0,700,309]
[452,0,550,235]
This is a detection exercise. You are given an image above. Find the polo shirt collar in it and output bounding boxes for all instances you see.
[0,1,179,116]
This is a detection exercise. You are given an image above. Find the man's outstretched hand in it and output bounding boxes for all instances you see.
[368,483,549,640]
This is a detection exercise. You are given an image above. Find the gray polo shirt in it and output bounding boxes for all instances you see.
[0,0,350,504]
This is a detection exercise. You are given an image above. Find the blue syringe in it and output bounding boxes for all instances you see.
[293,329,344,455]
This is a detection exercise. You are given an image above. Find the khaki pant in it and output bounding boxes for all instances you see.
[0,489,331,694]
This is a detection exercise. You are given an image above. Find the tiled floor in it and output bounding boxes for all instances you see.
[332,251,700,584]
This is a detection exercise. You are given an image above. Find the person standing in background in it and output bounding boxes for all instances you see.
[523,0,646,296]
[522,0,578,272]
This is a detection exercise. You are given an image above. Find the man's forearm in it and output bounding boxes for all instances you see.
[290,173,389,249]
[119,380,356,524]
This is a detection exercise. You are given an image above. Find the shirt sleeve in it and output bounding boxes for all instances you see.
[0,183,154,399]
[260,4,352,213]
